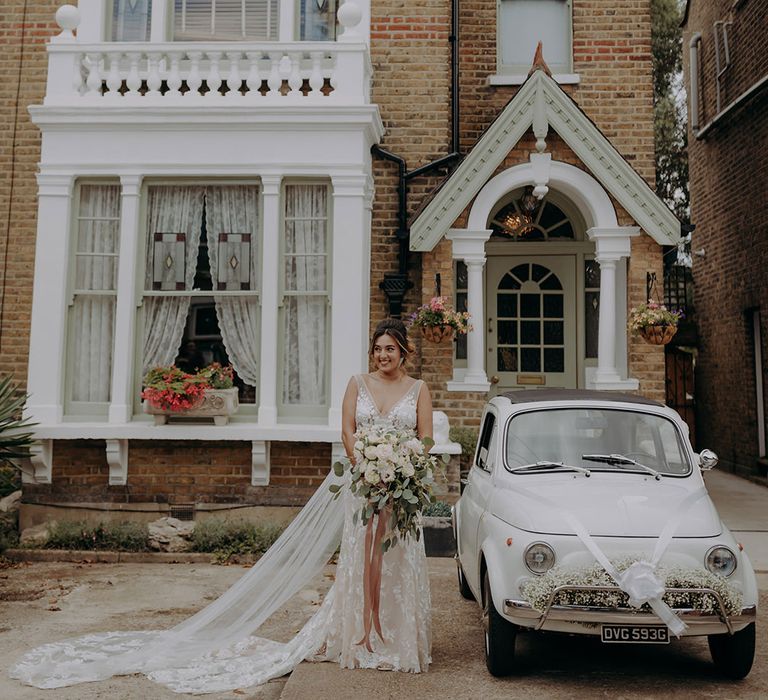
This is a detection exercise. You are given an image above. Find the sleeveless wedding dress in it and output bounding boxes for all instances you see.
[10,376,431,694]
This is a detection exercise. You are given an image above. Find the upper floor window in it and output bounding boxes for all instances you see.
[299,0,338,40]
[498,0,572,75]
[173,0,279,41]
[111,0,152,41]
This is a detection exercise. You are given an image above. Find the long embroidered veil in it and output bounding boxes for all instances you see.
[10,470,346,693]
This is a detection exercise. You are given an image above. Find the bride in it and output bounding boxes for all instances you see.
[10,318,434,694]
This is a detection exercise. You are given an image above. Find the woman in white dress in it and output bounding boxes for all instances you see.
[10,319,433,694]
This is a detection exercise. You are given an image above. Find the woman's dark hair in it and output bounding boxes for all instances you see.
[369,318,415,361]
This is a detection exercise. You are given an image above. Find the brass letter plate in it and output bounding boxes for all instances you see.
[517,374,546,386]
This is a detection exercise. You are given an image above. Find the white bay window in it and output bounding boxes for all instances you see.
[66,183,121,415]
[280,183,330,416]
[173,0,280,41]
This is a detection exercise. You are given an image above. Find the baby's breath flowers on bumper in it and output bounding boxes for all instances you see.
[330,425,445,552]
[521,558,743,615]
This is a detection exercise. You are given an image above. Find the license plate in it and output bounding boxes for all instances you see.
[601,625,670,644]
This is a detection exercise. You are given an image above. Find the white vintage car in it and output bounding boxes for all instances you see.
[453,390,758,679]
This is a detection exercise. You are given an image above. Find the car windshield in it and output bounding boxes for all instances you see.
[504,408,692,476]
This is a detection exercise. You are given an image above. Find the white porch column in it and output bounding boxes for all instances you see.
[329,174,371,429]
[109,175,143,424]
[446,229,492,392]
[258,175,282,426]
[25,174,74,424]
[586,227,640,391]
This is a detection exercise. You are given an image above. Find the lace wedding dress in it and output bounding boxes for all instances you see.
[10,376,431,694]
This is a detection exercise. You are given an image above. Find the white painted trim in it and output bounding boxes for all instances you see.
[488,73,580,86]
[446,380,492,393]
[331,441,347,467]
[26,440,53,485]
[106,438,129,485]
[410,70,680,251]
[31,423,341,442]
[467,161,619,232]
[251,441,270,485]
[586,377,640,391]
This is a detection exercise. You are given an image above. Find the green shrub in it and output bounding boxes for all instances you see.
[41,520,150,551]
[0,375,36,480]
[0,511,19,553]
[449,426,478,457]
[0,464,20,500]
[423,500,452,517]
[191,519,284,562]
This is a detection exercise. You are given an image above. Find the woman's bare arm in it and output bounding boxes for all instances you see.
[416,381,433,441]
[341,376,359,462]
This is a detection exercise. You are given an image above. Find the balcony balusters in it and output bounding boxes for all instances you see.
[60,45,349,102]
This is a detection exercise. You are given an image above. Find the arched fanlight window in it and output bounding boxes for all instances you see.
[489,187,578,241]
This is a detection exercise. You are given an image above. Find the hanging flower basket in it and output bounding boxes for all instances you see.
[639,324,678,345]
[628,300,683,346]
[422,324,455,344]
[407,296,472,344]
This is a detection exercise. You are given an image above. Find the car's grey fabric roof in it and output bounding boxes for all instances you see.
[500,389,663,407]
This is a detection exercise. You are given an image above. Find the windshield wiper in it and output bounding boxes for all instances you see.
[508,461,591,477]
[582,454,662,480]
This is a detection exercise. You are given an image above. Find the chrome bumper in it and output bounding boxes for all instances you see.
[503,584,756,635]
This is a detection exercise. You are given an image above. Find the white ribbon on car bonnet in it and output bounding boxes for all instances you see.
[511,483,708,637]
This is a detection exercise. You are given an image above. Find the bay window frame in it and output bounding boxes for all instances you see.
[277,178,333,421]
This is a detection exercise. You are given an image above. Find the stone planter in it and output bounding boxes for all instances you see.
[422,516,455,557]
[144,387,239,426]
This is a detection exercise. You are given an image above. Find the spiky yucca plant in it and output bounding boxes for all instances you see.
[0,375,36,470]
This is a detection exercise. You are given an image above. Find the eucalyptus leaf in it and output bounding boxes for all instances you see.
[333,461,345,477]
[353,510,359,525]
[441,453,451,464]
[422,436,435,450]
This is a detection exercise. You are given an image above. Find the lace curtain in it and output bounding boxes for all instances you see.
[71,184,121,403]
[205,185,260,388]
[282,184,328,406]
[142,185,206,374]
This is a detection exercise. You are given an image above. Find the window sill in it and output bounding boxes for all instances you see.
[30,421,340,443]
[488,73,580,86]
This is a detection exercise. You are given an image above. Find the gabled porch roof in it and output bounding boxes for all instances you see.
[410,70,681,251]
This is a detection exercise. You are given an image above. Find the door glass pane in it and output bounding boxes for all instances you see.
[544,348,564,372]
[585,260,601,288]
[539,273,563,290]
[498,321,517,344]
[498,347,518,372]
[499,273,521,290]
[497,294,517,317]
[543,320,563,345]
[585,291,600,358]
[521,321,540,344]
[520,294,540,317]
[511,264,529,282]
[543,295,563,318]
[521,347,541,372]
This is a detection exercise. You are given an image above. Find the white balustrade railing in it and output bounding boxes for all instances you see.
[43,42,371,105]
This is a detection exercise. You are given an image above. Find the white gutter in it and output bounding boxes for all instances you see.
[689,33,702,132]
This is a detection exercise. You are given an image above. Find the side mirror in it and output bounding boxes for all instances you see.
[698,449,719,471]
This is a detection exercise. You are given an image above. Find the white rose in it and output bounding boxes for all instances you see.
[364,446,379,461]
[380,467,396,483]
[405,438,424,455]
[375,443,394,461]
[354,440,364,452]
[401,462,415,478]
[364,466,381,485]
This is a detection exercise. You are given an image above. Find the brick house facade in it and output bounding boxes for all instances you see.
[682,0,768,477]
[0,1,679,527]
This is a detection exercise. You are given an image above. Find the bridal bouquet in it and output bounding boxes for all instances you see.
[330,425,442,551]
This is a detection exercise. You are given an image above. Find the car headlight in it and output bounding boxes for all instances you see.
[705,546,737,577]
[524,542,556,575]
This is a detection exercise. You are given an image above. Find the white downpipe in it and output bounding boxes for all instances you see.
[689,33,702,132]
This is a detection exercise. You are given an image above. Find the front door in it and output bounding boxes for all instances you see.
[486,256,577,392]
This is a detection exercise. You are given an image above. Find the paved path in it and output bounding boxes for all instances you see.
[706,469,768,572]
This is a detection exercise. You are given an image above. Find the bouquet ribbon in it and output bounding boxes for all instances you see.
[511,483,708,636]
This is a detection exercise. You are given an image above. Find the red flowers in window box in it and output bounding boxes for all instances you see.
[141,366,211,412]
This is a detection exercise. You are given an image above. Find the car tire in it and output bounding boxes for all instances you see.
[482,569,517,677]
[457,562,475,601]
[708,622,756,679]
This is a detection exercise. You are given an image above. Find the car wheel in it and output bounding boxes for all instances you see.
[708,623,756,679]
[457,561,475,601]
[482,569,517,676]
